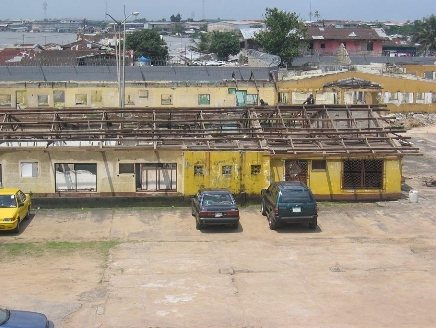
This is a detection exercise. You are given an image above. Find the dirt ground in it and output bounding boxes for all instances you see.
[1,124,436,328]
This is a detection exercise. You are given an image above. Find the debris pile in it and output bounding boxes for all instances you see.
[393,113,436,129]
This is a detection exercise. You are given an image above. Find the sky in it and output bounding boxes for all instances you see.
[0,0,434,22]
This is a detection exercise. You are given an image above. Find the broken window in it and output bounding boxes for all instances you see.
[55,163,97,191]
[246,94,258,105]
[75,94,87,105]
[342,159,383,189]
[37,94,49,106]
[0,94,11,106]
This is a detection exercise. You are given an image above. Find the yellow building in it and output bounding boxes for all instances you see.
[0,106,420,201]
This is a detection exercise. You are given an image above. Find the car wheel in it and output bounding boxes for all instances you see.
[13,219,20,234]
[309,218,317,230]
[195,219,202,230]
[25,206,31,220]
[268,212,278,230]
[261,202,266,216]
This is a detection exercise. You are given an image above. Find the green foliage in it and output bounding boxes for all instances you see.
[384,23,416,36]
[412,15,436,55]
[208,31,240,60]
[190,31,239,60]
[190,33,210,53]
[170,13,182,22]
[171,23,185,35]
[255,7,308,66]
[125,29,169,62]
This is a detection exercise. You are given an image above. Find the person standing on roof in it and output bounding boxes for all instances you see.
[303,93,315,105]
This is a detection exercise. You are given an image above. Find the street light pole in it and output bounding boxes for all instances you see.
[106,9,139,109]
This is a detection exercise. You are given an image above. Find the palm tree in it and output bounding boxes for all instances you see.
[314,10,321,21]
[413,14,436,55]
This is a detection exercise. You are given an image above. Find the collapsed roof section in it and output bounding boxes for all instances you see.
[0,105,421,156]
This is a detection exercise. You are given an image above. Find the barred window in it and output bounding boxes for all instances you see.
[251,165,261,175]
[194,165,204,176]
[222,165,232,175]
[342,159,383,189]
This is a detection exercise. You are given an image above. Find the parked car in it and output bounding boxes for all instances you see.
[261,181,318,230]
[0,307,53,328]
[0,188,32,233]
[191,189,240,230]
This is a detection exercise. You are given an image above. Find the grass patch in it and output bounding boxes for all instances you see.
[0,240,119,260]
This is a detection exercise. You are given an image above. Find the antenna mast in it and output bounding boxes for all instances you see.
[43,1,48,21]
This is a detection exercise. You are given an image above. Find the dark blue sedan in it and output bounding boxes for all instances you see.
[0,308,53,328]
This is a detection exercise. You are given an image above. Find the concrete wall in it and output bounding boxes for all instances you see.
[0,149,403,200]
[276,71,436,113]
[0,81,277,109]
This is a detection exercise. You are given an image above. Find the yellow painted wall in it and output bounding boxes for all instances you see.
[277,71,436,113]
[183,151,270,196]
[0,81,276,109]
[268,156,403,199]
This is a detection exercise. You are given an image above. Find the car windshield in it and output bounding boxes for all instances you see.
[0,308,9,325]
[202,193,234,205]
[0,195,17,208]
[280,190,313,203]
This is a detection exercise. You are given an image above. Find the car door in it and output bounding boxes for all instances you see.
[16,191,28,220]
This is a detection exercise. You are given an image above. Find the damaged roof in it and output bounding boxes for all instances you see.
[0,105,420,157]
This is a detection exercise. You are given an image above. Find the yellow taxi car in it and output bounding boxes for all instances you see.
[0,188,32,233]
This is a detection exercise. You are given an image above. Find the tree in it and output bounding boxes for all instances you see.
[170,13,182,22]
[125,29,169,65]
[190,33,210,53]
[314,10,321,21]
[255,7,308,67]
[208,31,240,60]
[412,15,436,55]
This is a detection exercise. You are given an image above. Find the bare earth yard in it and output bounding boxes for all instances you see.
[1,125,436,328]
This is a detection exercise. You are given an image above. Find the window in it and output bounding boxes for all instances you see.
[342,159,383,189]
[228,88,236,94]
[246,94,258,105]
[53,90,65,103]
[389,92,399,101]
[0,94,11,106]
[37,94,49,106]
[161,94,173,105]
[55,163,97,191]
[75,94,87,105]
[312,160,326,171]
[367,41,374,51]
[251,165,261,175]
[138,90,149,98]
[278,92,289,104]
[198,94,210,105]
[320,43,325,49]
[222,165,232,175]
[194,165,204,176]
[135,163,177,191]
[416,92,425,101]
[119,163,134,174]
[21,162,38,178]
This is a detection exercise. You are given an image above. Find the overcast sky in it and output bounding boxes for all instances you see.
[0,0,434,22]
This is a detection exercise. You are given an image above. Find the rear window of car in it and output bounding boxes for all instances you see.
[279,190,313,203]
[202,193,235,205]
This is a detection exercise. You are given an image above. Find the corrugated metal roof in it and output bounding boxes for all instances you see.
[0,66,277,82]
